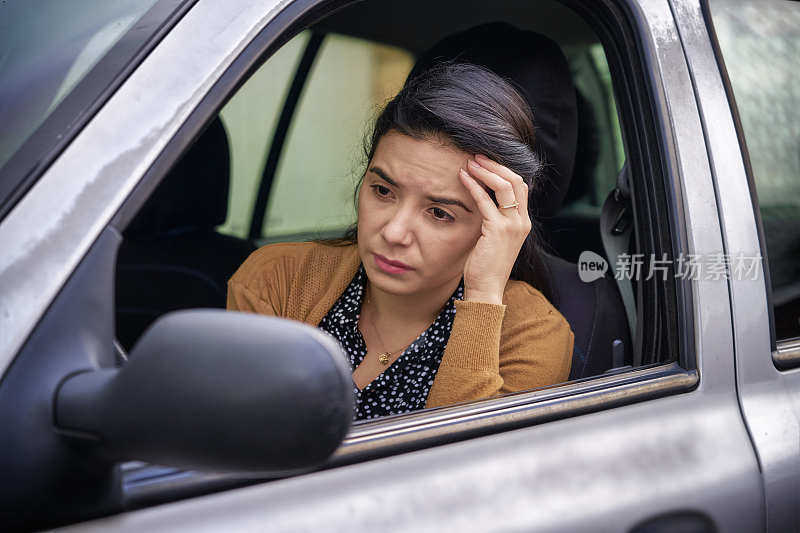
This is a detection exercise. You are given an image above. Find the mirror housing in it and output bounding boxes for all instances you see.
[55,310,353,473]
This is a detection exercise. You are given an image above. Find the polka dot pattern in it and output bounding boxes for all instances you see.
[318,264,464,421]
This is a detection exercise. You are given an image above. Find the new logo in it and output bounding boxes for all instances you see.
[578,251,608,283]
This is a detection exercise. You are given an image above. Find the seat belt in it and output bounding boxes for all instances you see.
[600,162,638,366]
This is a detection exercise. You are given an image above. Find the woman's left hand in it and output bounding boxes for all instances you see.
[458,153,532,305]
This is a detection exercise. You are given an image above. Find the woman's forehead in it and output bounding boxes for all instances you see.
[371,132,470,192]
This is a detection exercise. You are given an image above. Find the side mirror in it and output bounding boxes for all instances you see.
[55,310,353,473]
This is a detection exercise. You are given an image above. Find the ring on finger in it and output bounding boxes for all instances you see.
[499,201,520,210]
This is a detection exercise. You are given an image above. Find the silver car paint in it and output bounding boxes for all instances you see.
[52,0,765,530]
[671,0,800,529]
[70,397,759,533]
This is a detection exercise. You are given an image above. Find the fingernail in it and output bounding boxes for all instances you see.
[475,154,488,163]
[468,159,480,170]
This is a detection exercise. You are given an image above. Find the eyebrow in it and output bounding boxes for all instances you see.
[368,166,473,213]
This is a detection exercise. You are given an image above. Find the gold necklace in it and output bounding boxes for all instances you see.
[362,285,417,365]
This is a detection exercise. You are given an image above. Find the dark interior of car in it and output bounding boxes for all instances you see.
[115,0,634,384]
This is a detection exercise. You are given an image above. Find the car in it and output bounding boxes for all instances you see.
[1,0,798,530]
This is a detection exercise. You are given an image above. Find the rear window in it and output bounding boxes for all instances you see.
[707,0,800,341]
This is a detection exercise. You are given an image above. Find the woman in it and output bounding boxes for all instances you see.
[227,62,574,420]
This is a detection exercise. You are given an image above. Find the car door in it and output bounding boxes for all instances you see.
[0,0,766,530]
[690,0,800,530]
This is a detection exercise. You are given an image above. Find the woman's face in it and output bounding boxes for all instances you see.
[357,130,483,298]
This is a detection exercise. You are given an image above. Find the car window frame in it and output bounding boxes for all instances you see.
[109,0,699,509]
[217,0,684,373]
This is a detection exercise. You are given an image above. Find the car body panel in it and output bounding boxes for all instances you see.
[671,0,800,529]
[65,395,761,532]
[0,0,779,529]
[56,0,764,529]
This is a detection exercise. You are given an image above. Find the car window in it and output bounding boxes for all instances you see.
[222,33,626,243]
[217,32,311,239]
[262,33,413,242]
[0,0,158,171]
[707,0,800,341]
[534,42,627,267]
[219,30,626,252]
[116,0,670,422]
[218,32,414,242]
[562,43,625,213]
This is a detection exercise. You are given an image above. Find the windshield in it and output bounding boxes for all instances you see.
[0,1,160,168]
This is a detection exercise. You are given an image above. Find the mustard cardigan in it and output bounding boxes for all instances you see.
[226,241,574,409]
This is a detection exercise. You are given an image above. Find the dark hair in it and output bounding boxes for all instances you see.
[317,61,553,301]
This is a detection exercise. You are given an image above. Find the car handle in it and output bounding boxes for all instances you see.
[629,510,717,533]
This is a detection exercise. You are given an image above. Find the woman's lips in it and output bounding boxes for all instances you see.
[374,254,412,274]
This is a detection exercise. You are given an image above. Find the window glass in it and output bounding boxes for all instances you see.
[540,42,626,266]
[561,42,624,213]
[261,34,414,242]
[217,32,310,239]
[708,0,800,340]
[116,7,649,429]
[590,44,625,181]
[0,0,158,170]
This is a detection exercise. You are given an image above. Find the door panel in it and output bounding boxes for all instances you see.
[698,0,800,530]
[65,0,764,529]
[64,395,759,532]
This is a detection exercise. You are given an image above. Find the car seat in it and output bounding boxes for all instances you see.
[408,22,632,377]
[115,117,256,351]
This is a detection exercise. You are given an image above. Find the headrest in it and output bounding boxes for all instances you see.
[127,117,231,238]
[407,22,578,218]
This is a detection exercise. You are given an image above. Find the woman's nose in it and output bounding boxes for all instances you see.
[381,206,414,246]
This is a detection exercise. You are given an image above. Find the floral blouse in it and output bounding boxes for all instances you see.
[318,264,465,421]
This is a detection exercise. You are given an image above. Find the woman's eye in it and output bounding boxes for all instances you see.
[370,185,452,222]
[431,207,454,222]
[372,184,391,198]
